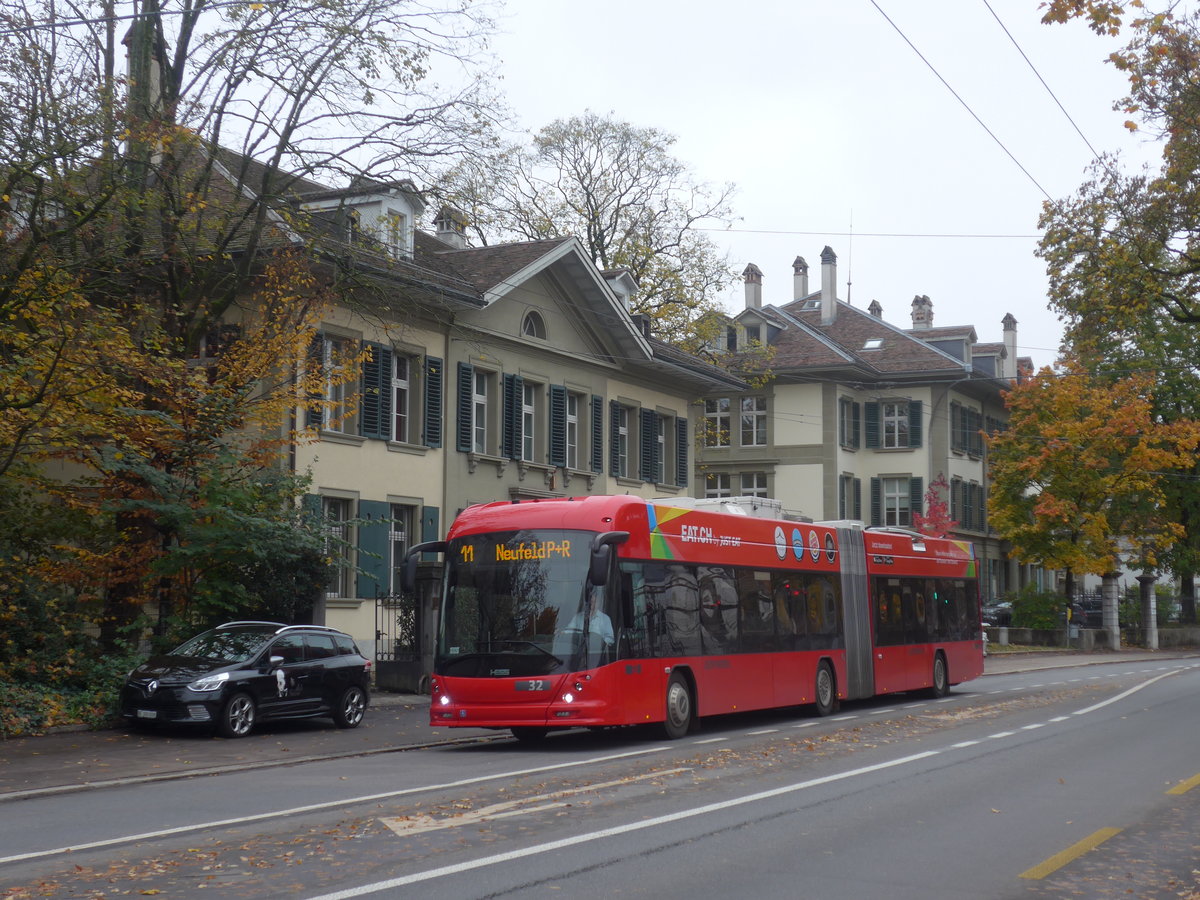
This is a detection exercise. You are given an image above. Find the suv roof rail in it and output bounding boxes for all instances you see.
[276,624,344,635]
[217,620,287,629]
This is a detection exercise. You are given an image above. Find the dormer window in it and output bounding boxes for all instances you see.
[744,324,761,344]
[522,311,546,339]
[383,208,409,258]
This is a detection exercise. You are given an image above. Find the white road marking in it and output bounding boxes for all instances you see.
[0,746,671,865]
[308,751,941,899]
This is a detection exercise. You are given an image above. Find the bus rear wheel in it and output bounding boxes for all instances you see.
[662,672,693,739]
[927,653,949,698]
[814,661,836,717]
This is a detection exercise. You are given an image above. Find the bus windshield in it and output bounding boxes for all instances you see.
[437,529,610,677]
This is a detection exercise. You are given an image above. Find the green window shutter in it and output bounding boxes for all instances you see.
[853,477,862,520]
[355,499,392,598]
[675,417,689,487]
[455,362,473,453]
[640,408,657,482]
[909,477,924,521]
[423,356,443,449]
[610,400,621,476]
[865,402,880,448]
[421,506,440,560]
[301,492,323,522]
[869,477,882,527]
[908,400,923,449]
[502,374,523,460]
[305,333,324,429]
[359,342,391,440]
[549,385,567,468]
[590,394,604,474]
[852,402,861,449]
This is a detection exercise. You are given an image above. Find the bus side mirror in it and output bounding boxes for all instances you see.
[589,531,629,587]
[589,545,611,587]
[402,540,446,594]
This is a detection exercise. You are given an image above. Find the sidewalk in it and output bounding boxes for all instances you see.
[983,646,1198,675]
[2,649,1195,801]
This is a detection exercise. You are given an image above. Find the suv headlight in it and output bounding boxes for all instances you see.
[189,671,230,692]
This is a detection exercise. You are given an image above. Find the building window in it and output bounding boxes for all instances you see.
[838,398,861,450]
[392,355,410,443]
[521,382,537,461]
[741,396,767,447]
[321,336,353,433]
[322,497,353,598]
[472,371,489,454]
[705,472,731,498]
[389,504,415,593]
[705,398,731,447]
[656,417,667,483]
[566,393,579,470]
[882,476,911,527]
[522,311,546,339]
[617,406,629,477]
[882,401,909,449]
[866,400,923,450]
[741,472,767,497]
[383,209,408,257]
[744,324,761,344]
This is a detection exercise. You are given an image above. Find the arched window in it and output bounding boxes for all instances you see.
[522,311,547,339]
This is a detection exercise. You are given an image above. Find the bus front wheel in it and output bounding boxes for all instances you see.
[662,672,693,739]
[511,726,549,743]
[814,661,837,717]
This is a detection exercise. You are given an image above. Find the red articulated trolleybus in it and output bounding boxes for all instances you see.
[404,495,983,742]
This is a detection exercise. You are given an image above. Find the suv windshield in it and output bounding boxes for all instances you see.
[172,628,275,663]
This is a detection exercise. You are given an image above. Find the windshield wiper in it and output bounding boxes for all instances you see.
[480,640,563,666]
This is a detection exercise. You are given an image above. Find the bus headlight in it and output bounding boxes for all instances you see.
[439,694,451,706]
[562,692,575,703]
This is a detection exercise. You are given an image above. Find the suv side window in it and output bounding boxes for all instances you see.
[272,634,306,664]
[306,634,338,660]
[333,634,358,656]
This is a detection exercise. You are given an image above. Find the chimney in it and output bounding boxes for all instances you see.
[434,205,469,249]
[743,263,763,309]
[910,294,933,330]
[820,246,837,325]
[792,256,809,300]
[1002,312,1018,379]
[868,299,882,318]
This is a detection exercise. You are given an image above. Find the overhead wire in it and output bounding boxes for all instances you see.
[869,0,1053,201]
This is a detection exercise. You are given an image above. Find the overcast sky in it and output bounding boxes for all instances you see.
[486,0,1163,370]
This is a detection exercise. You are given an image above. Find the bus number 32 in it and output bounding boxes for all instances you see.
[515,680,549,692]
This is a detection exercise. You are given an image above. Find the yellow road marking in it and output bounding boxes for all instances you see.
[1019,827,1122,880]
[1167,773,1200,795]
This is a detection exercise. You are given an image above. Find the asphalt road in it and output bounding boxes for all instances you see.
[1,648,1197,899]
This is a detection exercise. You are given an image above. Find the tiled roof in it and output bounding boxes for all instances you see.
[778,299,965,376]
[423,237,573,295]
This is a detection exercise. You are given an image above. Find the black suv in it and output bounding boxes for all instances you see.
[120,621,372,738]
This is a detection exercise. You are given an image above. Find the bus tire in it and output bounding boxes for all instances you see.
[814,660,837,717]
[662,672,693,739]
[511,726,549,743]
[928,652,949,698]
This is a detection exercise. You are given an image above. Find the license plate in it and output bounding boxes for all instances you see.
[136,709,157,719]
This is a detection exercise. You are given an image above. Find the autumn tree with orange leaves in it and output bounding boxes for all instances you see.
[987,362,1200,606]
[0,0,497,711]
